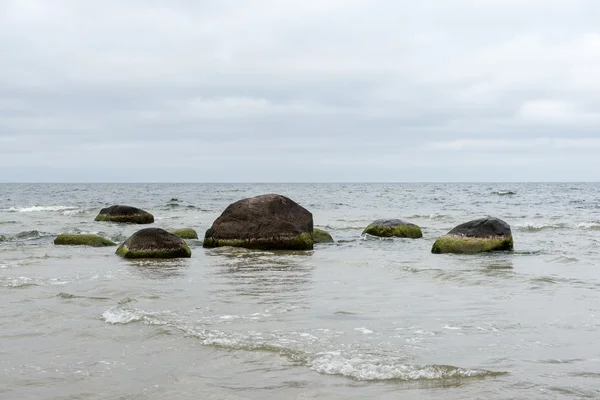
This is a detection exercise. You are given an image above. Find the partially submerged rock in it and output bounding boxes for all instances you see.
[313,228,334,243]
[95,205,154,224]
[116,228,191,258]
[54,233,116,247]
[168,228,198,239]
[203,194,313,250]
[363,219,423,238]
[432,217,513,254]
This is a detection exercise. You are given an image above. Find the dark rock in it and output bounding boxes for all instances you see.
[363,219,422,238]
[95,205,154,224]
[432,217,513,254]
[116,228,191,258]
[313,228,334,243]
[54,234,116,247]
[203,194,313,250]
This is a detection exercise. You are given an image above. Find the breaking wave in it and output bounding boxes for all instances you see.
[515,222,567,232]
[577,222,600,230]
[101,306,507,382]
[491,190,517,196]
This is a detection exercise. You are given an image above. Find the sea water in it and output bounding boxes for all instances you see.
[1,183,600,399]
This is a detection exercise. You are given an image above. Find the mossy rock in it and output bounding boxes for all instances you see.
[313,228,334,243]
[363,219,422,239]
[431,217,513,254]
[116,228,191,259]
[431,235,514,254]
[95,205,154,224]
[168,228,198,239]
[203,232,313,251]
[203,194,314,250]
[54,234,116,247]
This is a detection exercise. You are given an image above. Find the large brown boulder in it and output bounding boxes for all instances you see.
[432,217,513,254]
[116,228,191,258]
[203,194,313,250]
[95,205,154,224]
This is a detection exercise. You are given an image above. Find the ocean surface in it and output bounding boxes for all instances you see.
[1,183,600,399]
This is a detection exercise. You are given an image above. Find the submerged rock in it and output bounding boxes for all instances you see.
[203,194,313,250]
[313,228,334,243]
[95,205,154,224]
[168,228,198,239]
[116,228,191,258]
[54,234,116,247]
[363,219,423,238]
[432,217,513,254]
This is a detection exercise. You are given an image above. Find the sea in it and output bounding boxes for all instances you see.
[1,182,600,400]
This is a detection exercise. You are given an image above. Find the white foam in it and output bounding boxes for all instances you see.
[308,351,494,381]
[443,325,461,330]
[61,209,88,216]
[354,327,374,334]
[577,222,600,230]
[102,309,142,324]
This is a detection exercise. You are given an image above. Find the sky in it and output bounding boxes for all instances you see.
[1,0,599,182]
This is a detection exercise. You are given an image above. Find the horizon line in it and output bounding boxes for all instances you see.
[1,181,599,184]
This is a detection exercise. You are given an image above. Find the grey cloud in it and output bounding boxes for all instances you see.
[1,0,600,181]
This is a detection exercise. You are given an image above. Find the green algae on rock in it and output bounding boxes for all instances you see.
[168,228,199,239]
[203,194,314,250]
[431,217,513,254]
[95,205,154,224]
[54,233,116,247]
[363,219,423,239]
[313,228,334,243]
[116,228,191,259]
[203,232,313,251]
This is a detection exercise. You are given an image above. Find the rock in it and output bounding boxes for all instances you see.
[54,234,116,247]
[313,228,334,243]
[431,217,513,254]
[363,219,423,238]
[203,194,313,250]
[168,228,198,239]
[95,205,154,224]
[116,228,191,258]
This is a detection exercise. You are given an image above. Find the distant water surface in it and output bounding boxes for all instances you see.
[1,183,600,399]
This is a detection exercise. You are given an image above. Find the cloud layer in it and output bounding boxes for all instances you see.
[1,0,599,182]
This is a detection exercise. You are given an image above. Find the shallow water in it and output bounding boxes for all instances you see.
[1,183,600,399]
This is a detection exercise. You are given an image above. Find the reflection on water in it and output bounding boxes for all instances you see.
[206,247,315,303]
[127,258,191,280]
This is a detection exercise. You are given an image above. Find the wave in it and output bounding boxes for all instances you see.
[320,225,365,231]
[0,276,40,289]
[60,209,89,216]
[409,213,452,220]
[3,205,79,213]
[515,222,567,232]
[0,230,54,243]
[102,306,506,382]
[577,222,600,230]
[308,352,505,381]
[491,190,517,196]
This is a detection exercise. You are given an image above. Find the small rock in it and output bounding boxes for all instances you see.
[168,228,199,239]
[95,205,154,224]
[313,228,334,243]
[363,219,422,238]
[54,234,116,247]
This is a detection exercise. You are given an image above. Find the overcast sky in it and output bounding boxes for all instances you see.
[1,0,599,182]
